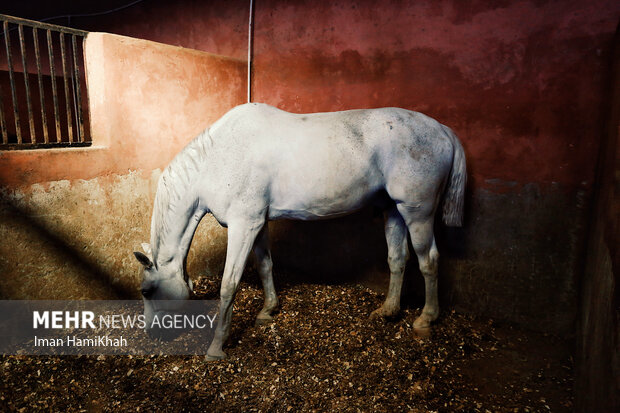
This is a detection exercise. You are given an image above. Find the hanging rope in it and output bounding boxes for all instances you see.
[247,0,254,103]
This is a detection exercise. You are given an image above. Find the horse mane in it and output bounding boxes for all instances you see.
[150,129,212,264]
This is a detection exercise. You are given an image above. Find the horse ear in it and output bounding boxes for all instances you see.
[141,242,153,258]
[133,251,153,269]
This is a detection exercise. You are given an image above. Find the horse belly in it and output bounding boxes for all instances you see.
[267,148,382,220]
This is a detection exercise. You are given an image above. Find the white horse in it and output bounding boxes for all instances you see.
[133,103,466,360]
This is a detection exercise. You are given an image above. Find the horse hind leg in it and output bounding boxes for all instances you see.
[253,224,279,325]
[414,235,440,330]
[396,205,440,330]
[370,206,409,319]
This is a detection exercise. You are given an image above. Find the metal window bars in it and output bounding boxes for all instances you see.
[0,14,90,149]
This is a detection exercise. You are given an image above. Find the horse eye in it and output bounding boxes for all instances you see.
[140,281,155,298]
[141,286,155,298]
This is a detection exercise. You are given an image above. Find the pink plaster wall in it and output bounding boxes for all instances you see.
[0,32,245,301]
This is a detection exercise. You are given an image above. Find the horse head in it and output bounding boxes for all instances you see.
[133,242,193,339]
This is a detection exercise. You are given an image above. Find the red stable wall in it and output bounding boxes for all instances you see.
[251,0,617,191]
[27,0,617,191]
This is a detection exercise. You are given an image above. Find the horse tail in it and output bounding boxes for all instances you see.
[441,127,467,227]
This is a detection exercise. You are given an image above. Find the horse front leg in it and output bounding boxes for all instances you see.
[207,219,264,361]
[253,224,279,325]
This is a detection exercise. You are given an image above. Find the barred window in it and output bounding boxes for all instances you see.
[0,14,90,149]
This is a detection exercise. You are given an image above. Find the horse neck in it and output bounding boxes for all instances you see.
[152,193,205,270]
[150,171,208,270]
[150,130,213,269]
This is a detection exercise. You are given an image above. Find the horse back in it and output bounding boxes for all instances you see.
[206,103,456,220]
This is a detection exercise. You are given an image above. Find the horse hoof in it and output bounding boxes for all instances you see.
[205,351,227,361]
[413,326,431,338]
[255,316,274,326]
[369,309,382,320]
[413,314,432,329]
[370,307,399,320]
